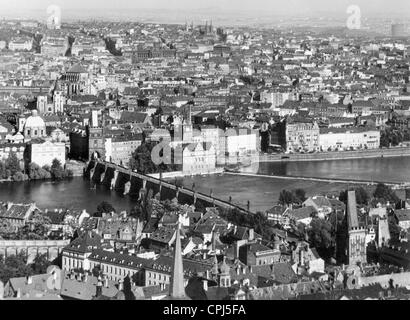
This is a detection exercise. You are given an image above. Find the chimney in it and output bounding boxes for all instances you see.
[96,281,103,298]
[0,281,4,300]
[7,202,12,210]
[16,288,22,299]
[249,228,254,241]
[202,279,208,291]
[118,279,124,291]
[234,241,241,260]
[26,276,33,285]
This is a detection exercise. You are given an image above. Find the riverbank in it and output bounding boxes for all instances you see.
[259,146,410,162]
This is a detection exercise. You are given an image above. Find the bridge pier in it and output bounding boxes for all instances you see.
[123,181,131,196]
[100,164,108,183]
[89,161,98,181]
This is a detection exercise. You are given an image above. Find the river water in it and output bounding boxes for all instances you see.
[0,157,409,213]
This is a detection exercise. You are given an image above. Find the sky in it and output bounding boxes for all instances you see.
[1,0,410,20]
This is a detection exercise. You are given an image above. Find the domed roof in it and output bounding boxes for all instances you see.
[24,110,46,129]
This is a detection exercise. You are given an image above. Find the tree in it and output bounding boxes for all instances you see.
[123,275,136,300]
[129,203,144,220]
[29,163,51,180]
[278,190,297,206]
[15,212,51,240]
[5,152,20,176]
[294,189,307,203]
[12,172,28,182]
[30,253,51,274]
[339,187,369,205]
[278,189,306,206]
[308,218,335,260]
[0,161,7,179]
[50,159,65,180]
[96,201,116,216]
[0,219,14,237]
[373,183,399,204]
[0,252,33,284]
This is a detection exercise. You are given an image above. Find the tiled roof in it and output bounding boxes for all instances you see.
[88,249,150,269]
[63,231,102,254]
[144,255,213,277]
[286,206,317,220]
[395,209,410,222]
[150,225,177,245]
[0,203,35,220]
[8,274,61,297]
[61,274,118,300]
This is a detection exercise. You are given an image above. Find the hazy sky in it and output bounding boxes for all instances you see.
[1,0,410,19]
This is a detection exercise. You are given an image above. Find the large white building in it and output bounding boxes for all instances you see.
[182,142,216,175]
[8,38,33,51]
[281,119,320,153]
[225,128,258,157]
[27,139,66,167]
[319,128,380,152]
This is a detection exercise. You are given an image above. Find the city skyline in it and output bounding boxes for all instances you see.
[2,0,410,23]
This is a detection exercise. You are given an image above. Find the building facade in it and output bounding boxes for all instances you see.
[319,128,380,152]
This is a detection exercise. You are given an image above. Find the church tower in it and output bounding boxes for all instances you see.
[88,110,105,160]
[170,222,186,299]
[347,191,367,266]
[218,256,231,288]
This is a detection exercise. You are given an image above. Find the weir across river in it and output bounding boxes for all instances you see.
[225,172,407,189]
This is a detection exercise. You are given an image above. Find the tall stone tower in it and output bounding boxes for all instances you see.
[347,191,367,266]
[53,91,65,113]
[170,222,185,299]
[37,95,48,114]
[88,111,105,160]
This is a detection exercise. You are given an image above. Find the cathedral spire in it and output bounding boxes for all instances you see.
[170,222,185,299]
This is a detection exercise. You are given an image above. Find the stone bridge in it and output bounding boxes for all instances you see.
[85,160,254,215]
[0,240,70,264]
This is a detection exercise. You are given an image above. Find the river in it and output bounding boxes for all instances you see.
[0,157,409,213]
